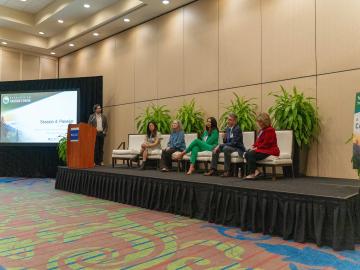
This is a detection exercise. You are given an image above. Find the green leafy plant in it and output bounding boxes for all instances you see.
[57,136,67,164]
[219,93,257,131]
[136,104,172,134]
[269,86,320,147]
[175,99,205,133]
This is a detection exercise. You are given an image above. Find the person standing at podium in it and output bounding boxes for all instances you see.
[88,104,108,166]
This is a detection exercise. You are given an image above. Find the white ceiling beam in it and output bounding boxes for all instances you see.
[0,5,33,27]
[35,0,74,25]
[0,27,48,48]
[48,0,145,49]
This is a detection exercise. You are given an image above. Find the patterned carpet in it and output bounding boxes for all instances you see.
[0,178,359,270]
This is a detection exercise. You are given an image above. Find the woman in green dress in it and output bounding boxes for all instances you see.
[177,117,219,175]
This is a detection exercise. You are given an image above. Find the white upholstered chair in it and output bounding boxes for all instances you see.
[256,130,294,180]
[147,134,170,167]
[218,131,255,164]
[112,134,145,167]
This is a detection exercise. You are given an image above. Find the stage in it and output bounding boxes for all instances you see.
[55,166,360,251]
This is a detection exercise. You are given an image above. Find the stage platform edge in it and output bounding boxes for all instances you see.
[55,166,360,251]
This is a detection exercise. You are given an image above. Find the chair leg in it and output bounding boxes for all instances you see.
[233,164,237,177]
[291,164,295,179]
[205,162,209,172]
[262,166,266,176]
[112,158,115,168]
[179,160,183,172]
[272,166,276,181]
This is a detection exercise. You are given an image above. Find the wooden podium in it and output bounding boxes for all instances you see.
[67,123,97,169]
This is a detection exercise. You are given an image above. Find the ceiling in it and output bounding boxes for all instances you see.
[0,0,195,57]
[0,0,53,13]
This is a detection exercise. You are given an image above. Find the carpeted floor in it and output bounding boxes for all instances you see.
[0,178,359,270]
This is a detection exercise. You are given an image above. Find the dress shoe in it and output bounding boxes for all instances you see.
[204,169,217,176]
[221,171,231,177]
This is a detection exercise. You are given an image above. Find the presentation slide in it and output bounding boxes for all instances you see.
[0,90,78,143]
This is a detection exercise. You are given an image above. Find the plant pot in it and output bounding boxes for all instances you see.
[283,142,309,177]
[299,145,309,175]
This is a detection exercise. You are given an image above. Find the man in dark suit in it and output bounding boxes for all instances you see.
[88,104,108,166]
[205,113,245,177]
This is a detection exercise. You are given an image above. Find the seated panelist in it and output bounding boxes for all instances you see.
[140,121,161,170]
[244,113,279,179]
[176,117,219,175]
[205,113,245,177]
[160,120,186,172]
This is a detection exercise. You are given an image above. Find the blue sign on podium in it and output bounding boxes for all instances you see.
[70,127,79,142]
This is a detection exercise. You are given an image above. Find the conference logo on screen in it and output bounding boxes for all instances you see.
[2,95,31,104]
[2,96,9,105]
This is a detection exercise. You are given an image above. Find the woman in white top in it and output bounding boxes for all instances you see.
[140,121,161,170]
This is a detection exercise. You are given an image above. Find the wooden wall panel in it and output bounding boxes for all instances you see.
[219,0,261,88]
[262,0,316,82]
[184,0,218,94]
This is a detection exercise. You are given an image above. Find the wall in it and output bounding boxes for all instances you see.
[0,47,58,81]
[59,0,360,179]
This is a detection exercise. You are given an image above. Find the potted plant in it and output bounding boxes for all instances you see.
[175,99,204,133]
[136,104,172,134]
[268,86,320,176]
[57,136,67,165]
[219,93,257,131]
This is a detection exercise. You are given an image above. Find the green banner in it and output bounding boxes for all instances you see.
[353,92,360,169]
[355,92,360,113]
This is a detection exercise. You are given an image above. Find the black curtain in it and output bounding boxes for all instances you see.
[56,167,360,251]
[0,76,102,177]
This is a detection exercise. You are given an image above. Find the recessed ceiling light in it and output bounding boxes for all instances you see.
[57,19,64,24]
[123,18,130,23]
[1,41,7,45]
[69,43,75,47]
[39,31,45,35]
[50,52,56,55]
[162,0,170,4]
[93,32,99,36]
[83,4,90,8]
[20,0,27,2]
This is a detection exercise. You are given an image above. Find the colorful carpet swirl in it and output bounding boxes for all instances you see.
[0,178,359,269]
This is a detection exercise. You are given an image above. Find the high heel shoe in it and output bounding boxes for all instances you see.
[186,166,195,175]
[140,161,146,170]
